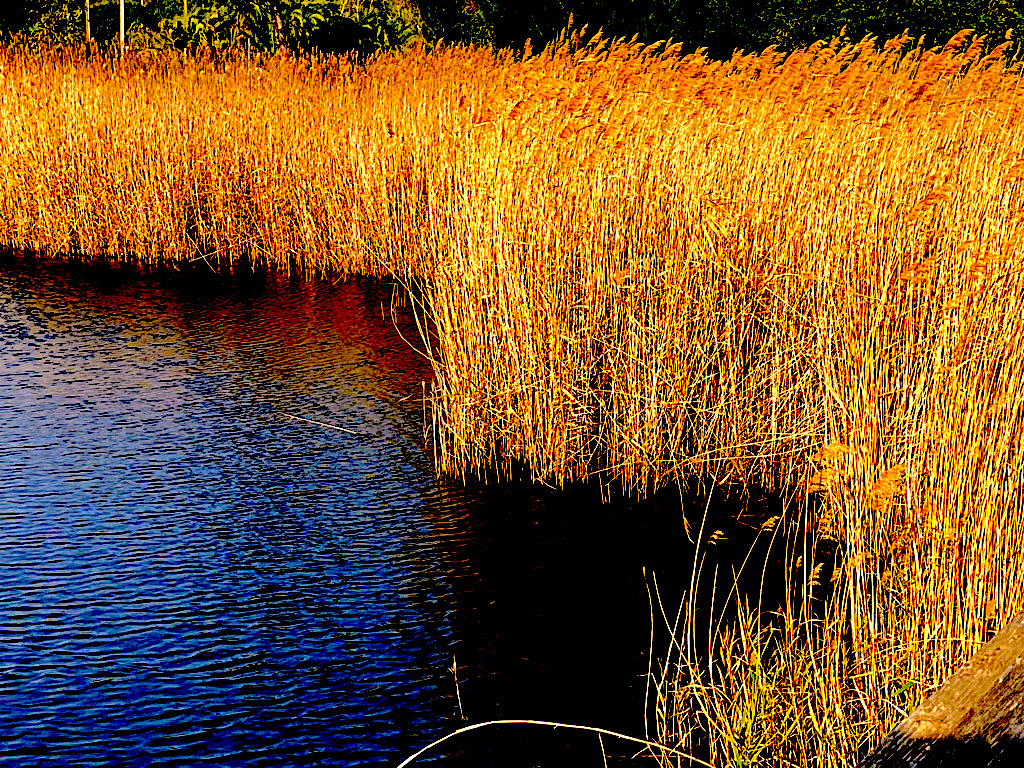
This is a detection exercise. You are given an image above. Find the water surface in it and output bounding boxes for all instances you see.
[0,255,700,767]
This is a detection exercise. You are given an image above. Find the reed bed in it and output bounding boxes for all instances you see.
[3,31,1024,765]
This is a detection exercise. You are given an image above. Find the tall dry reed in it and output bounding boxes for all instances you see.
[2,29,1024,766]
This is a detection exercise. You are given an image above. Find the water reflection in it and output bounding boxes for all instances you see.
[2,254,712,767]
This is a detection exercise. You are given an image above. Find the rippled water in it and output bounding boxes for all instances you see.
[0,254,699,767]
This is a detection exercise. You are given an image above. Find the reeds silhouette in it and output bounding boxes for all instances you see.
[3,28,1023,765]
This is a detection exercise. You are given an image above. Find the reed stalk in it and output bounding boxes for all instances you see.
[3,30,1023,765]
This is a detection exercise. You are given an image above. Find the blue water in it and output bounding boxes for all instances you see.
[0,255,687,767]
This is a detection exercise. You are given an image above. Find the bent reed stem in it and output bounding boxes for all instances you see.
[394,719,717,768]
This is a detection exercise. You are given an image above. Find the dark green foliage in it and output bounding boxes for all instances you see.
[757,0,1024,53]
[411,0,491,46]
[157,0,415,52]
[1,2,44,36]
[300,0,422,55]
[466,0,1024,56]
[412,0,1024,55]
[5,0,1024,57]
[7,0,423,53]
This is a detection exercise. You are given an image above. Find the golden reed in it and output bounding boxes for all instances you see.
[2,29,1023,765]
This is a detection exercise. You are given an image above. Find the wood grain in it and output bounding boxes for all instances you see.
[858,611,1024,766]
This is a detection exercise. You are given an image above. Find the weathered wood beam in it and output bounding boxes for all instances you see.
[858,611,1024,766]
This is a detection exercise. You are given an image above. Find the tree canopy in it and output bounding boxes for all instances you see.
[5,0,1023,57]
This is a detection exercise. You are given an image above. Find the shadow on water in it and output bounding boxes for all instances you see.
[0,251,809,768]
[423,473,817,767]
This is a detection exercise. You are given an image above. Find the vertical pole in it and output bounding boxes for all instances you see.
[272,2,283,50]
[84,0,90,43]
[119,0,125,53]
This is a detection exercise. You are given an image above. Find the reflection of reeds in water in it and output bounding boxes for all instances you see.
[3,29,1024,766]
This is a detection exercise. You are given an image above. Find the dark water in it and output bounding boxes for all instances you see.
[0,254,711,768]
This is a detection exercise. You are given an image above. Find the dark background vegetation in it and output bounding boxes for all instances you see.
[1,0,1022,60]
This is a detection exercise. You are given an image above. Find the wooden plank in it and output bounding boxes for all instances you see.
[858,611,1024,766]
